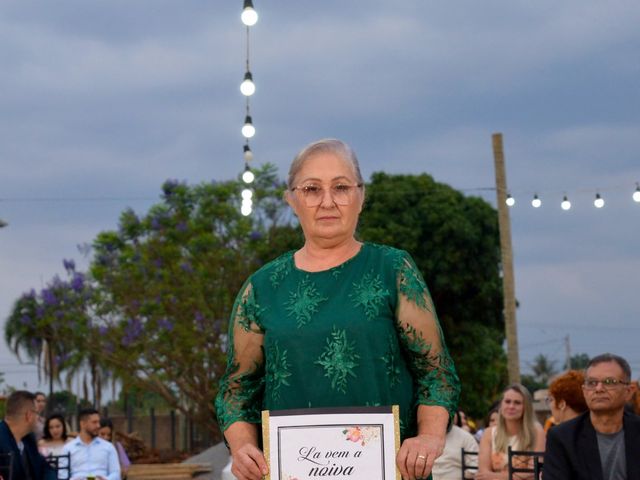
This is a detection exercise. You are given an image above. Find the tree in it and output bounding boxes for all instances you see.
[569,353,590,370]
[86,165,299,435]
[358,172,507,418]
[4,262,93,397]
[528,353,558,387]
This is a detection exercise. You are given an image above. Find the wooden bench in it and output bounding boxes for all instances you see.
[127,463,212,480]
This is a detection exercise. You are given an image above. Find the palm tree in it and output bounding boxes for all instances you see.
[529,353,558,387]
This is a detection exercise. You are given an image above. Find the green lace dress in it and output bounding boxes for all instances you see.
[215,242,460,439]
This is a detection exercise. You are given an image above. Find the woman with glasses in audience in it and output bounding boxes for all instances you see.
[546,370,588,426]
[216,138,460,480]
[477,384,545,479]
[38,413,71,456]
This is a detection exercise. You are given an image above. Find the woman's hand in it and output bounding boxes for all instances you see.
[396,432,445,480]
[230,443,269,480]
[225,422,269,480]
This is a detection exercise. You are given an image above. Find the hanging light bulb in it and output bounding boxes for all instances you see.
[241,0,258,26]
[241,203,252,216]
[531,194,542,208]
[505,194,515,207]
[633,183,640,203]
[240,71,255,96]
[243,144,253,162]
[594,193,605,208]
[242,188,253,200]
[561,195,571,211]
[242,165,255,184]
[241,115,255,138]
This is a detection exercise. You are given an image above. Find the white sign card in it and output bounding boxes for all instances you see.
[262,405,400,480]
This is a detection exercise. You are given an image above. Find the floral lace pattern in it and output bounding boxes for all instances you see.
[381,333,401,387]
[265,340,292,402]
[269,252,293,288]
[215,243,460,436]
[284,276,328,328]
[236,282,265,332]
[315,327,360,394]
[215,359,265,431]
[349,271,390,320]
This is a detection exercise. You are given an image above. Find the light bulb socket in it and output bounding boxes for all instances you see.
[243,0,254,8]
[243,71,253,82]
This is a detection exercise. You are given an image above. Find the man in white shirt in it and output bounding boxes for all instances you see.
[432,425,479,479]
[63,409,120,480]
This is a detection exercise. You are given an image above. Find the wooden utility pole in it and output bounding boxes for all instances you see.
[492,133,521,383]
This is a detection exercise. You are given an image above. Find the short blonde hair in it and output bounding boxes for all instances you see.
[287,138,364,189]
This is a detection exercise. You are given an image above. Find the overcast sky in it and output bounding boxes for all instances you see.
[1,1,639,394]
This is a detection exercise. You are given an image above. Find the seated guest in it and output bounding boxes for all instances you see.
[63,408,120,480]
[544,353,640,480]
[34,392,48,441]
[477,384,545,479]
[546,370,588,425]
[475,403,499,443]
[38,414,71,456]
[0,390,55,480]
[432,423,479,479]
[98,418,131,477]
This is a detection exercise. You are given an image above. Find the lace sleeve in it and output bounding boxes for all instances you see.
[395,252,460,419]
[215,280,266,432]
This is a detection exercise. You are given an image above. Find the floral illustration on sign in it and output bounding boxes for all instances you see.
[342,426,380,446]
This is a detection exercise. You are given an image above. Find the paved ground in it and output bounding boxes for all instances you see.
[185,442,231,480]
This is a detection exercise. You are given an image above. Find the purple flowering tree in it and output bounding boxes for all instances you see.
[86,165,299,433]
[4,260,95,398]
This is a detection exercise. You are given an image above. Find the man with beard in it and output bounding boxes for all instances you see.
[0,390,55,480]
[544,353,640,480]
[63,409,120,480]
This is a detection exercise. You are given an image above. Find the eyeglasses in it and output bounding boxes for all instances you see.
[291,183,363,207]
[583,377,630,390]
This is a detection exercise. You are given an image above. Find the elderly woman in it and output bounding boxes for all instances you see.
[477,384,545,479]
[215,138,460,480]
[547,370,588,424]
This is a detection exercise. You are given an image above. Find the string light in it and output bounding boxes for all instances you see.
[240,71,255,96]
[241,115,255,138]
[634,183,640,203]
[243,144,253,162]
[561,195,571,211]
[531,194,542,208]
[242,164,255,184]
[241,0,258,26]
[238,1,258,215]
[505,193,515,207]
[594,193,605,209]
[241,188,253,200]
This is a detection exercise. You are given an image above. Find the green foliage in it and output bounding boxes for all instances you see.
[47,390,80,416]
[359,172,507,418]
[4,262,93,392]
[528,353,558,388]
[520,374,546,393]
[86,165,299,431]
[569,353,590,370]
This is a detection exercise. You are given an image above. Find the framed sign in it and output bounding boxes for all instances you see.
[262,405,400,480]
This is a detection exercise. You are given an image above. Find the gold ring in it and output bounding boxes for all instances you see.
[417,455,426,460]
